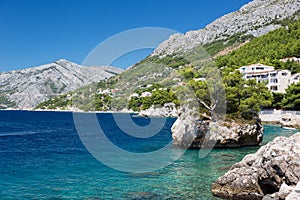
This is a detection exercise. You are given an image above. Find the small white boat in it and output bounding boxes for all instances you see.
[282,126,296,130]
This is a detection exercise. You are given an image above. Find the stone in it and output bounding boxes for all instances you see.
[280,114,300,129]
[171,108,263,149]
[171,108,201,148]
[212,133,300,199]
[211,167,264,200]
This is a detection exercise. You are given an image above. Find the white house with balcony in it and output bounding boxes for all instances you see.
[238,63,275,74]
[290,73,300,85]
[238,63,291,93]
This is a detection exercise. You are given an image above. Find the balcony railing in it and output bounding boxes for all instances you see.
[260,110,300,115]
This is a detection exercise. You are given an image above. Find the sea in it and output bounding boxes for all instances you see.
[0,110,298,200]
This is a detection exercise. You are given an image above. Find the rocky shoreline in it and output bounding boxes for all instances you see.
[260,111,300,129]
[138,103,177,118]
[211,132,300,200]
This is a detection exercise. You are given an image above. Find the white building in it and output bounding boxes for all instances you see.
[129,93,139,98]
[97,88,111,95]
[238,63,291,93]
[141,92,152,97]
[239,63,275,74]
[290,73,300,85]
[280,57,300,63]
[267,70,291,93]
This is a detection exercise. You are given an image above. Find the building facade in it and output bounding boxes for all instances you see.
[290,73,300,85]
[238,63,292,93]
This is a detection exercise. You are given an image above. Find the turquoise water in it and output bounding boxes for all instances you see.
[0,111,298,200]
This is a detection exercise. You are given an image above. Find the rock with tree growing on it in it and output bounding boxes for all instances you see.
[171,107,264,149]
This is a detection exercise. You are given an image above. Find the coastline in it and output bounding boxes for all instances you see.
[260,110,300,129]
[0,108,138,114]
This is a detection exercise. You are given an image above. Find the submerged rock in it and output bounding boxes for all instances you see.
[171,108,263,149]
[211,132,300,200]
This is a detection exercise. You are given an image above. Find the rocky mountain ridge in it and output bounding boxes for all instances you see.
[153,0,300,56]
[0,59,123,109]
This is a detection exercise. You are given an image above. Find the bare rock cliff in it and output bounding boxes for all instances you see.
[153,0,300,56]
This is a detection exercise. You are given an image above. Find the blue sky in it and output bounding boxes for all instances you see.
[0,0,252,71]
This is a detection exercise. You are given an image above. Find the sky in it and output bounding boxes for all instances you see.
[0,0,252,71]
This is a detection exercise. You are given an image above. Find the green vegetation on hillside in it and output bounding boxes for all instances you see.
[282,83,300,110]
[36,94,71,110]
[128,84,179,111]
[216,20,300,73]
[134,54,190,69]
[0,96,16,109]
[203,33,254,56]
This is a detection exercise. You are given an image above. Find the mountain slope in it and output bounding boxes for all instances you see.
[0,59,123,109]
[215,20,300,71]
[153,0,300,56]
[35,0,300,112]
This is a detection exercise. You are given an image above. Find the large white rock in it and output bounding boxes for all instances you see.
[171,107,263,148]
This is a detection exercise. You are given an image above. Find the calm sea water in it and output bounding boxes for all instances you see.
[0,111,298,200]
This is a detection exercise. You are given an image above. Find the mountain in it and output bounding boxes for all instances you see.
[153,0,300,56]
[0,59,123,109]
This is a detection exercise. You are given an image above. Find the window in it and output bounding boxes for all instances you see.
[270,79,278,83]
[270,86,278,91]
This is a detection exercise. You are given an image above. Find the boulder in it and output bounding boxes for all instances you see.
[280,114,300,129]
[171,108,263,149]
[212,133,300,200]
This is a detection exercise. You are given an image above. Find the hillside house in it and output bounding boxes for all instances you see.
[238,63,291,93]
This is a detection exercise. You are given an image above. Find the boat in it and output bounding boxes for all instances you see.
[282,126,296,130]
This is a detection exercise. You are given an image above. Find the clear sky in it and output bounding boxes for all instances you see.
[0,0,252,71]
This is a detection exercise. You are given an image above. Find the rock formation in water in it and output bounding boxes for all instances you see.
[211,132,300,200]
[171,108,263,149]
